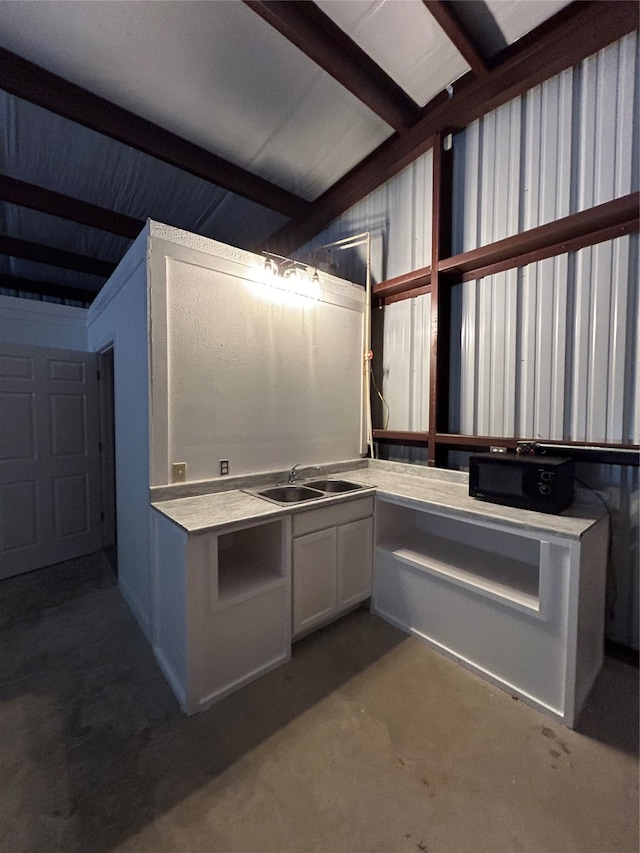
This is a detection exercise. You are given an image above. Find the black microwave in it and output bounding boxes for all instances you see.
[469,452,574,514]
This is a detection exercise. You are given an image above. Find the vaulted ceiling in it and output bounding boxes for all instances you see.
[0,0,636,303]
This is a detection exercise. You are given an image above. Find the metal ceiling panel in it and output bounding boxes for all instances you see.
[0,91,287,258]
[0,0,391,200]
[317,0,471,107]
[485,0,573,46]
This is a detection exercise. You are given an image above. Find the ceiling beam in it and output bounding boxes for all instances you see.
[0,273,98,303]
[0,175,143,239]
[266,0,638,254]
[0,235,115,277]
[244,1,422,132]
[422,1,490,76]
[0,47,308,220]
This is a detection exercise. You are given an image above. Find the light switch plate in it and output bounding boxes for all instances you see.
[172,462,186,482]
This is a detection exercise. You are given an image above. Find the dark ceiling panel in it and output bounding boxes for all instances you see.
[0,273,98,303]
[0,235,115,277]
[244,0,422,132]
[0,47,308,220]
[267,0,639,254]
[422,0,490,76]
[0,175,144,239]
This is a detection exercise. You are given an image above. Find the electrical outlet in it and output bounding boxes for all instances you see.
[172,462,186,482]
[220,460,229,476]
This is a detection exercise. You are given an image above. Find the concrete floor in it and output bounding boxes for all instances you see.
[0,552,638,853]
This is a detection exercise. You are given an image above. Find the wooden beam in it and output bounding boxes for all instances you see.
[0,47,308,220]
[422,1,490,76]
[244,1,422,133]
[439,192,640,280]
[0,175,143,239]
[381,284,432,306]
[372,265,431,299]
[0,235,115,277]
[373,430,430,444]
[428,133,454,465]
[0,273,99,303]
[267,1,637,253]
[435,434,519,449]
[373,431,639,465]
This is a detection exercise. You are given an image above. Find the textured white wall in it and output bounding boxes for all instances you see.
[148,225,366,486]
[0,295,88,351]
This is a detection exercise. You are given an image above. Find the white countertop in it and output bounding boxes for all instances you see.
[151,460,604,540]
[337,465,604,540]
[151,483,376,534]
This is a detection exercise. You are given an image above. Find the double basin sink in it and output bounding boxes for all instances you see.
[250,478,365,506]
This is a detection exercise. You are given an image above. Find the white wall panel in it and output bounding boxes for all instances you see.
[0,295,88,350]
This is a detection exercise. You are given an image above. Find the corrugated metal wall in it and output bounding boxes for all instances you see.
[296,149,433,431]
[296,148,433,286]
[382,293,431,431]
[303,34,639,647]
[448,34,639,649]
[450,234,638,444]
[452,30,639,253]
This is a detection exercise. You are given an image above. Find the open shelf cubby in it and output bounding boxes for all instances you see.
[375,502,541,612]
[217,519,285,604]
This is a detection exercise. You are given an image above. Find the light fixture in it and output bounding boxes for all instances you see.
[255,252,321,299]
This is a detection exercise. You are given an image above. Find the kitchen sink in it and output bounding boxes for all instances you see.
[305,479,365,493]
[247,478,367,506]
[255,485,325,504]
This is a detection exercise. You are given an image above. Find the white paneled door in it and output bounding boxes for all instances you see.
[0,343,102,580]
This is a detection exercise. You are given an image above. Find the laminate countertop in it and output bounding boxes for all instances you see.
[151,459,604,540]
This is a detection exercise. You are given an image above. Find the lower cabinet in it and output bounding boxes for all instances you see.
[292,497,374,638]
[152,511,291,716]
[373,497,609,728]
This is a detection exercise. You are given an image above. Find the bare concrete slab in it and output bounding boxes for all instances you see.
[0,552,637,853]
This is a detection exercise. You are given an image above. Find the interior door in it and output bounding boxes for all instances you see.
[0,342,102,580]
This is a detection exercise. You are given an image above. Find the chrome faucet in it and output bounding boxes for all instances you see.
[287,464,321,484]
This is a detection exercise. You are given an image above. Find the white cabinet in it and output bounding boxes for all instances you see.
[337,517,374,610]
[292,497,374,638]
[152,511,291,715]
[293,527,338,635]
[373,498,608,728]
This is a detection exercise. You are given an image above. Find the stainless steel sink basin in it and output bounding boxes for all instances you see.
[256,485,325,504]
[305,479,365,493]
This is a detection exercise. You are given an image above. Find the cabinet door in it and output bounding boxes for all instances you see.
[292,527,337,636]
[337,516,373,611]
